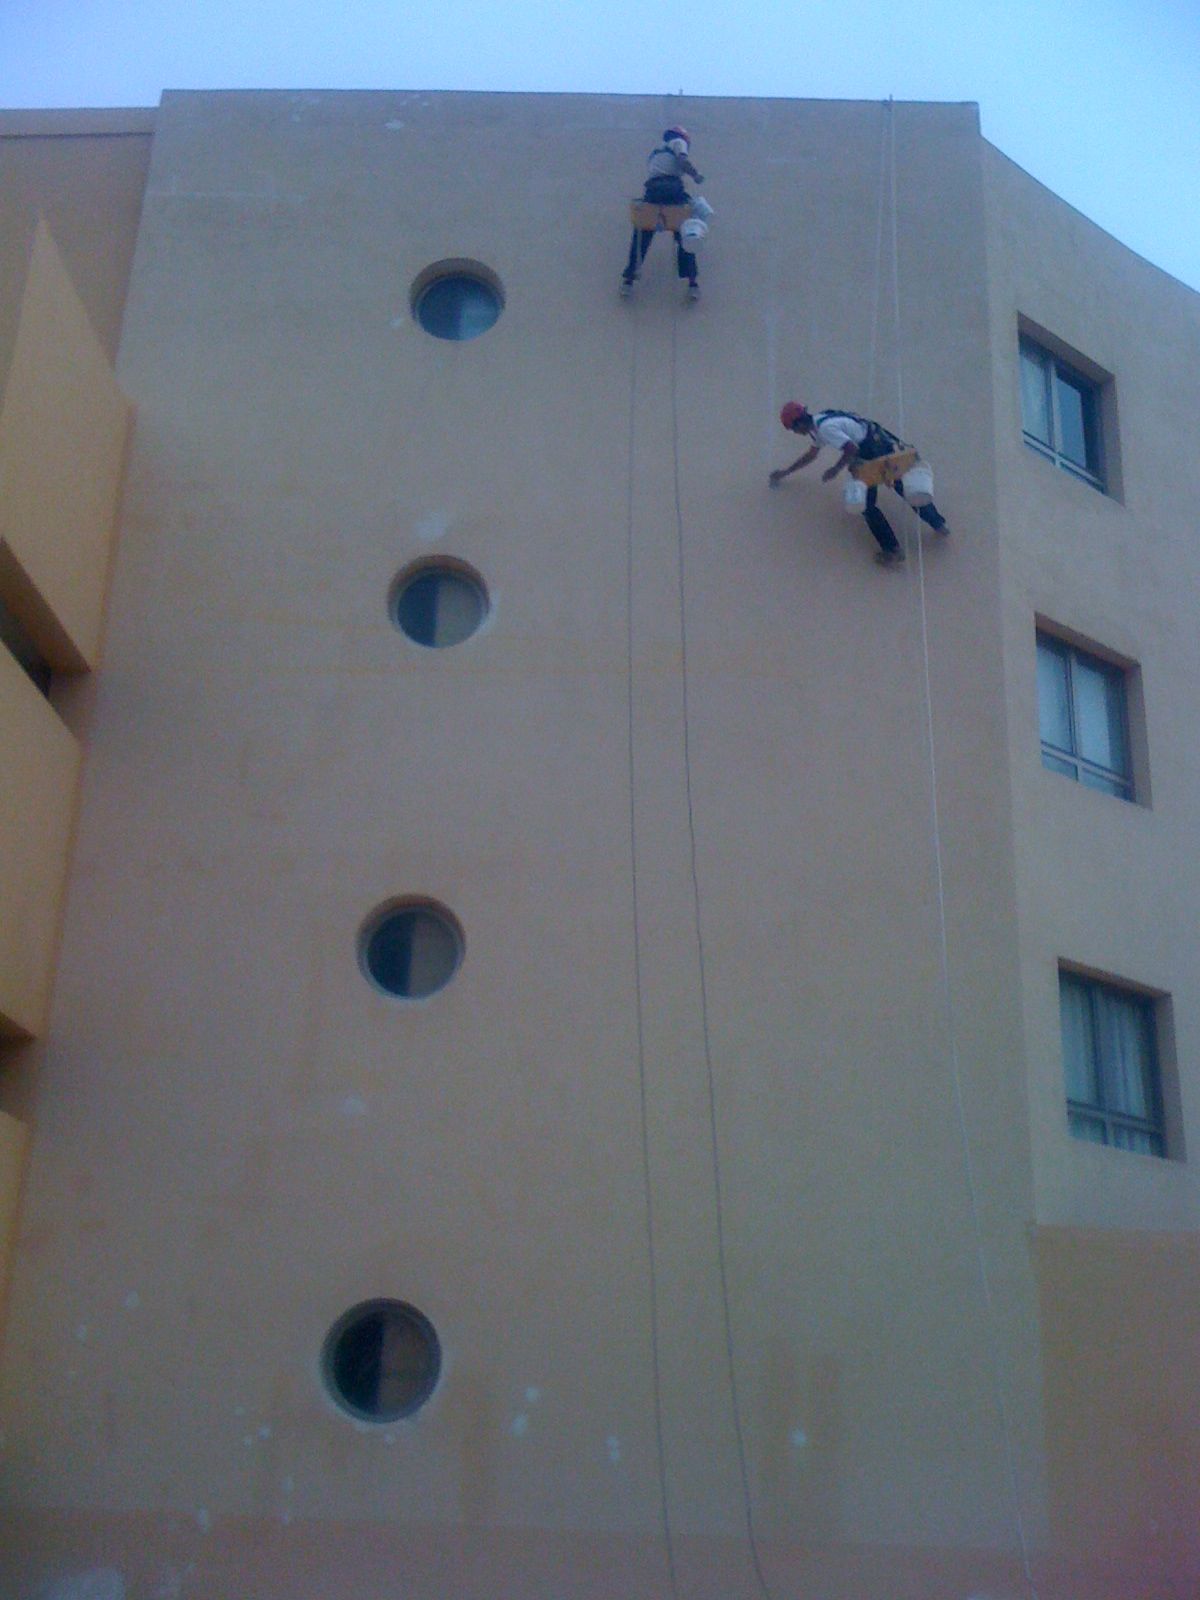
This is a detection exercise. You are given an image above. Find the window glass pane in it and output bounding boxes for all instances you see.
[394,568,486,648]
[1037,640,1073,751]
[1060,975,1099,1106]
[1055,369,1097,472]
[406,913,461,995]
[1073,656,1127,775]
[363,905,462,998]
[1111,1124,1160,1157]
[324,1301,442,1421]
[431,572,485,645]
[416,276,501,341]
[1020,344,1052,444]
[1068,1109,1108,1145]
[1079,768,1125,798]
[395,571,439,645]
[1095,989,1153,1119]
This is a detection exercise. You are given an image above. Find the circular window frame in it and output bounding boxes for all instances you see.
[409,259,504,342]
[388,556,490,649]
[321,1298,442,1424]
[358,897,464,1001]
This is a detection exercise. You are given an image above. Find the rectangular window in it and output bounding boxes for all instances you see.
[1019,335,1105,489]
[1059,971,1165,1156]
[1036,632,1132,799]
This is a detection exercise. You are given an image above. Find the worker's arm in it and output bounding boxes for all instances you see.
[821,443,858,482]
[769,445,820,486]
[681,156,705,183]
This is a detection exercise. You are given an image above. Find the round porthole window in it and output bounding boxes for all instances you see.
[360,901,463,999]
[391,561,488,648]
[412,264,503,341]
[323,1299,441,1422]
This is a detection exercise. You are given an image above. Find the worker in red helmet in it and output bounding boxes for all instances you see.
[620,126,705,301]
[770,402,949,566]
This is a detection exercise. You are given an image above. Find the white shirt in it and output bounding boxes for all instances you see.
[813,413,868,452]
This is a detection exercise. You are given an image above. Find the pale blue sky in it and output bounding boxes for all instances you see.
[3,0,1199,293]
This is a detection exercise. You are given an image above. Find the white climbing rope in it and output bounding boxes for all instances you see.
[669,294,779,1600]
[624,281,681,1600]
[879,95,1042,1600]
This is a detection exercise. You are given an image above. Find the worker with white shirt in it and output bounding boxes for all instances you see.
[620,126,704,300]
[771,402,949,565]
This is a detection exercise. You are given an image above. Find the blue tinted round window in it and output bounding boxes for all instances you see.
[392,566,487,648]
[415,275,502,341]
[361,903,462,999]
[323,1300,441,1422]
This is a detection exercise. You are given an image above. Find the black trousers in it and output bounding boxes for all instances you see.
[622,175,698,283]
[862,481,945,554]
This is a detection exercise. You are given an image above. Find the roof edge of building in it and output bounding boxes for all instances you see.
[0,108,156,140]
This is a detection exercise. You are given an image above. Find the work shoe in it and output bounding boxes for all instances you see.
[934,522,950,537]
[687,282,700,302]
[619,278,634,298]
[874,547,905,567]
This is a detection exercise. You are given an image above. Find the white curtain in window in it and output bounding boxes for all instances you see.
[1096,988,1151,1119]
[1054,372,1090,467]
[1037,644,1072,751]
[1020,346,1052,445]
[1073,657,1126,774]
[1059,976,1097,1104]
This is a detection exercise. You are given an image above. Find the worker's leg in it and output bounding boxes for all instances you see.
[623,229,655,282]
[862,488,902,556]
[893,481,947,532]
[674,234,698,284]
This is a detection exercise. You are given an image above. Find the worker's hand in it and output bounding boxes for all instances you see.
[769,469,785,487]
[821,466,840,483]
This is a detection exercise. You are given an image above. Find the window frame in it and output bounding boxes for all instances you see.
[1019,333,1106,491]
[1059,968,1167,1158]
[1036,630,1134,801]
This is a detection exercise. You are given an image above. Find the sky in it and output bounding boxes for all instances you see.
[3,0,1199,294]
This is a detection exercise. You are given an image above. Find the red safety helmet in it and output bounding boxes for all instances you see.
[780,401,810,430]
[663,125,691,146]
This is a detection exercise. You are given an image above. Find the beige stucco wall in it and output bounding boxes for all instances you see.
[0,216,132,670]
[0,91,1050,1597]
[983,143,1200,1236]
[0,647,82,1038]
[1,91,1197,1599]
[1034,1225,1200,1593]
[0,109,154,372]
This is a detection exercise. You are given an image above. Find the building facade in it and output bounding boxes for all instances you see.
[1,91,1199,1600]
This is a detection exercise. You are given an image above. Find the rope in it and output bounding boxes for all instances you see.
[625,284,681,1600]
[881,96,1042,1600]
[866,105,889,413]
[669,297,778,1600]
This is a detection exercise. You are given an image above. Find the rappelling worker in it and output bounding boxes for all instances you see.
[620,126,704,301]
[770,402,949,566]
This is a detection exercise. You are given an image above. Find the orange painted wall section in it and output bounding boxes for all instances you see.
[1034,1225,1200,1588]
[0,217,130,670]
